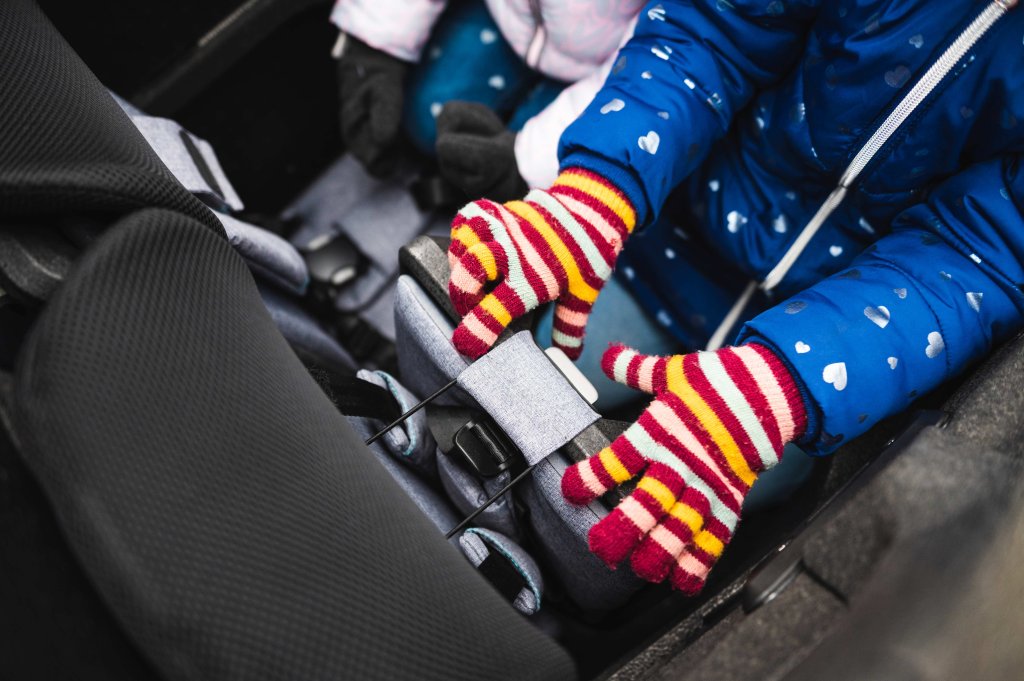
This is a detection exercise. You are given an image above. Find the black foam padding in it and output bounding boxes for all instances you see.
[944,330,1024,458]
[0,0,218,232]
[13,208,574,681]
[0,374,162,681]
[786,447,1024,680]
[648,574,844,681]
[399,234,536,342]
[400,235,460,322]
[801,426,1020,599]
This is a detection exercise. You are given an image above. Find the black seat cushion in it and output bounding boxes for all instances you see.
[12,208,574,681]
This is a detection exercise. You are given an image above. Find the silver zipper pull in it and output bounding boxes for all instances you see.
[331,32,348,59]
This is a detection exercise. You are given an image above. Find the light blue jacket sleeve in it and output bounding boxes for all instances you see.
[740,154,1024,454]
[558,0,819,225]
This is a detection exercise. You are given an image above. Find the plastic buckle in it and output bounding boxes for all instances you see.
[302,229,366,298]
[452,417,524,478]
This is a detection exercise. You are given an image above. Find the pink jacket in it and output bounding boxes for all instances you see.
[331,0,641,187]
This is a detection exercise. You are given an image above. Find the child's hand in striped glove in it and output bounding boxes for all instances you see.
[447,168,636,359]
[561,343,807,594]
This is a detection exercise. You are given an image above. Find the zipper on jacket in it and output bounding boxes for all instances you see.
[706,0,1017,350]
[525,0,548,68]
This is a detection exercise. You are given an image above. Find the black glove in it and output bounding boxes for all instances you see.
[336,35,408,177]
[436,101,528,202]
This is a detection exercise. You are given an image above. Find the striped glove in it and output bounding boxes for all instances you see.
[447,168,636,359]
[561,343,807,594]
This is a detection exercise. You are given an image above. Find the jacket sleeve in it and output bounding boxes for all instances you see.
[331,0,447,62]
[558,0,818,226]
[514,17,638,189]
[738,154,1024,455]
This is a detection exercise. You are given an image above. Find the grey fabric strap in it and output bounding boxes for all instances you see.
[437,449,519,538]
[395,275,471,404]
[287,155,429,271]
[285,155,433,310]
[109,96,309,296]
[520,453,644,611]
[457,331,599,466]
[218,213,309,295]
[130,115,244,212]
[258,283,356,374]
[459,528,544,615]
[347,417,461,540]
[355,369,438,478]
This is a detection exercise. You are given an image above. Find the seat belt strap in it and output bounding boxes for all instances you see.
[129,115,244,213]
[477,551,529,603]
[308,367,403,423]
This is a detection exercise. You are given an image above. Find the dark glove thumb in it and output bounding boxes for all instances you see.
[436,101,506,138]
[437,128,527,202]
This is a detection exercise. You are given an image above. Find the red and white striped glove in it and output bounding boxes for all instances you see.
[562,343,807,593]
[447,168,636,359]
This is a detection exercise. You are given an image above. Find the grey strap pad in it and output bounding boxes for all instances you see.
[457,331,599,466]
[130,115,244,212]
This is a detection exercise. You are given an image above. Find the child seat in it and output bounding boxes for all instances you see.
[0,2,573,678]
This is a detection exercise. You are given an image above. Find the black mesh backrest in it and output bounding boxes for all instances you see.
[12,208,575,681]
[0,0,219,232]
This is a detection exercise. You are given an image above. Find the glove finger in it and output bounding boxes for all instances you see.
[669,517,731,595]
[587,462,687,568]
[560,419,651,506]
[437,130,502,169]
[601,344,674,394]
[340,80,401,176]
[436,100,505,137]
[368,79,404,146]
[340,80,373,142]
[344,112,391,174]
[630,487,709,583]
[551,299,594,360]
[452,281,529,358]
[449,241,504,316]
[437,132,507,196]
[362,148,399,178]
[448,202,500,260]
[437,131,525,202]
[448,204,501,312]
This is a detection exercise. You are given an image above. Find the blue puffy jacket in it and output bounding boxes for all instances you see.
[557,0,1024,454]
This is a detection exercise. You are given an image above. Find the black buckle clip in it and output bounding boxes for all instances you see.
[452,418,524,478]
[302,229,367,300]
